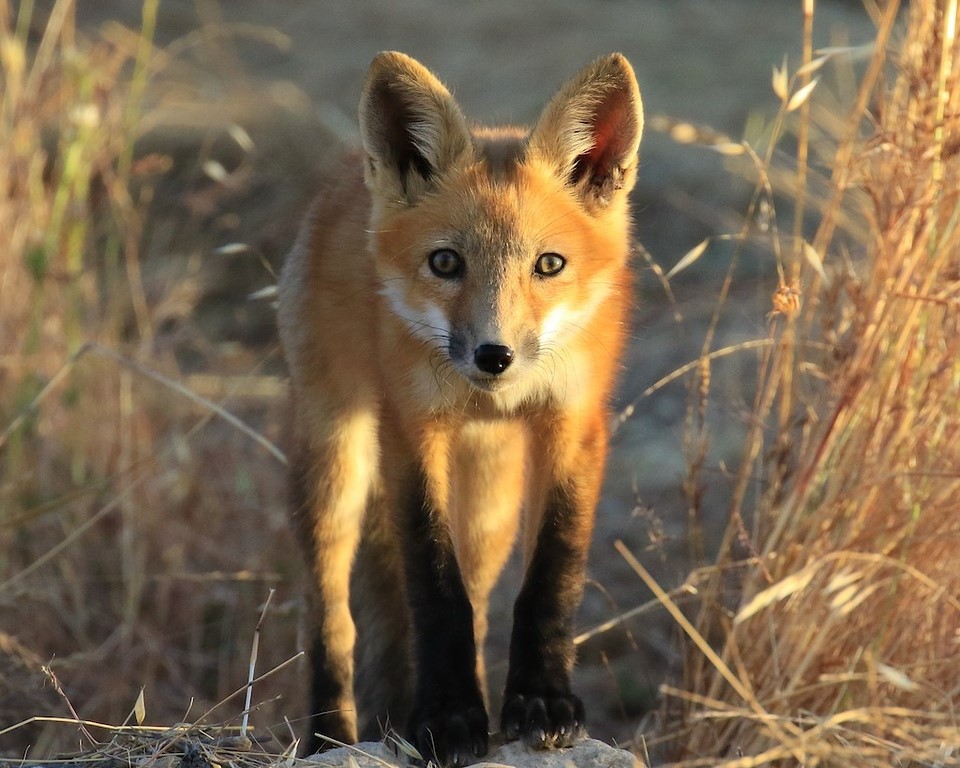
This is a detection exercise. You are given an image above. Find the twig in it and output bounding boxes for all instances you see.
[193,651,304,727]
[573,585,697,646]
[41,663,99,747]
[614,540,804,760]
[241,588,275,738]
[0,341,287,465]
[0,479,142,593]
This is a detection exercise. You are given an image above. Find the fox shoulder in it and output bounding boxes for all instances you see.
[277,152,373,384]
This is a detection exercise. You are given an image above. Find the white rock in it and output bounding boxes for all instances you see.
[303,738,642,768]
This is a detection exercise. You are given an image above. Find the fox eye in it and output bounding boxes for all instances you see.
[535,252,566,276]
[428,248,463,278]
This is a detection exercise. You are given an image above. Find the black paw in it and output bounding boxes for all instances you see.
[408,703,489,767]
[500,691,586,749]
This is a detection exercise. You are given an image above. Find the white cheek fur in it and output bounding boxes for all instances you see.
[379,281,451,346]
[538,280,612,347]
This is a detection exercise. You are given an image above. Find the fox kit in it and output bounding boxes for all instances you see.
[278,51,643,766]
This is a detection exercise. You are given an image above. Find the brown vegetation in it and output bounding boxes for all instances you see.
[1,0,303,755]
[658,0,960,764]
[3,0,958,765]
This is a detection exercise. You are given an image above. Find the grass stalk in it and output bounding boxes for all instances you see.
[662,1,960,764]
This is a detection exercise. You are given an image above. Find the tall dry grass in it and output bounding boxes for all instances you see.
[0,1,303,756]
[655,0,960,765]
[8,0,958,764]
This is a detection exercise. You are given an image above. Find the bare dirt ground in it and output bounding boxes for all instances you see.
[10,0,877,754]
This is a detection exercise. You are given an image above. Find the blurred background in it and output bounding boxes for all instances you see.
[0,0,879,757]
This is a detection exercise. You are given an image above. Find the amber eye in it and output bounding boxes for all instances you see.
[535,252,566,276]
[428,248,463,278]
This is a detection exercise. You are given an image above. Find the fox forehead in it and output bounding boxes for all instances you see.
[470,126,529,179]
[443,175,534,263]
[382,155,583,265]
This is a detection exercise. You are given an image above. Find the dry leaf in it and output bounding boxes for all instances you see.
[669,122,700,144]
[772,58,789,101]
[823,569,864,595]
[228,123,255,153]
[390,734,423,761]
[802,240,828,281]
[0,37,26,80]
[834,583,882,616]
[796,55,830,78]
[666,239,710,279]
[202,159,229,183]
[787,78,820,112]
[828,583,862,612]
[214,243,252,256]
[734,567,816,624]
[248,285,278,301]
[876,662,921,692]
[711,142,746,156]
[134,687,146,726]
[815,42,875,60]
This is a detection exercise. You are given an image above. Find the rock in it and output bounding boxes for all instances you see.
[474,739,641,768]
[303,738,642,768]
[303,741,398,768]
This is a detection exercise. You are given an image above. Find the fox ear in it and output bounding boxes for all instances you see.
[528,54,643,209]
[360,52,472,204]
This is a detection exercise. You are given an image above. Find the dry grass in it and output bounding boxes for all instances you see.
[656,0,960,765]
[6,0,959,765]
[0,0,310,757]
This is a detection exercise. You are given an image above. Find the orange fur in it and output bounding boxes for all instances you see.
[278,51,643,760]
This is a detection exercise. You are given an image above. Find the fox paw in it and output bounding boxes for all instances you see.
[501,692,586,749]
[409,703,489,768]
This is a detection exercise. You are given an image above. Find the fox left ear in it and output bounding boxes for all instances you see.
[360,52,473,205]
[529,54,643,209]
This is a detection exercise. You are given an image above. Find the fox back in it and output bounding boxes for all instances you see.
[278,52,643,766]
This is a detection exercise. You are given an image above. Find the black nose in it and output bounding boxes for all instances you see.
[474,344,514,374]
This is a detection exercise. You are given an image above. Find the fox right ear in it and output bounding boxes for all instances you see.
[359,52,472,205]
[529,54,643,211]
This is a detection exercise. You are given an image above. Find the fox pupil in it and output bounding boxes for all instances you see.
[429,248,462,278]
[535,252,566,276]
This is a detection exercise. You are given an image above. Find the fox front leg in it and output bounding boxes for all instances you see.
[288,441,361,753]
[501,424,607,748]
[398,467,489,768]
[287,403,379,754]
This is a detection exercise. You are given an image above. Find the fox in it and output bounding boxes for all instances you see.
[277,51,643,767]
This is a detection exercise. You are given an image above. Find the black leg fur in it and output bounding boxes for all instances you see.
[351,499,414,742]
[401,469,489,768]
[501,482,590,748]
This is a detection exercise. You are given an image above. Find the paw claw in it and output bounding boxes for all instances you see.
[500,691,586,749]
[409,704,488,767]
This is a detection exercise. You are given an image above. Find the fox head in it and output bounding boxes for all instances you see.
[359,52,643,406]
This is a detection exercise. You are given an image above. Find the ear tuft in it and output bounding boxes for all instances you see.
[529,53,644,208]
[359,52,472,204]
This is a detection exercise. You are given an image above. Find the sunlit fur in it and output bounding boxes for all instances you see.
[278,51,643,756]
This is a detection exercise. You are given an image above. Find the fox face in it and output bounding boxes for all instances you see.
[374,166,626,402]
[360,53,642,412]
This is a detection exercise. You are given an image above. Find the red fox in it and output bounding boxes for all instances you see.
[278,51,643,766]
